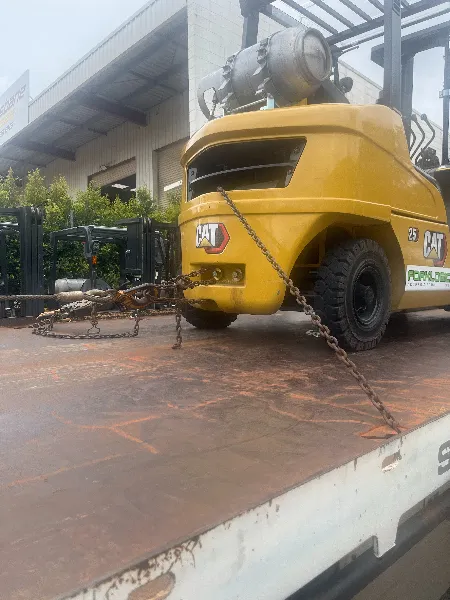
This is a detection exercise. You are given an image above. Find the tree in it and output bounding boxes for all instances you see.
[133,185,155,217]
[0,169,182,289]
[0,168,23,208]
[23,169,48,207]
[152,188,181,223]
[44,176,74,233]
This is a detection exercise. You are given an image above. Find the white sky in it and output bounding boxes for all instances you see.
[277,0,450,125]
[0,0,148,99]
[0,0,448,125]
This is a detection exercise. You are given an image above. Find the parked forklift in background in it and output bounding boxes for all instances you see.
[180,0,450,351]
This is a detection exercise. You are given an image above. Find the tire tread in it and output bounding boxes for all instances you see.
[314,238,391,351]
[182,304,237,330]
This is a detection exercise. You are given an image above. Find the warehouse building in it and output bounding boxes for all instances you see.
[0,0,443,206]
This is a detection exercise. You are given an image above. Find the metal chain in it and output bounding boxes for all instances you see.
[0,294,57,301]
[62,308,176,321]
[87,304,101,336]
[217,186,401,434]
[133,311,141,336]
[172,302,183,350]
[9,269,211,342]
[169,269,216,349]
[0,293,111,304]
[32,307,143,340]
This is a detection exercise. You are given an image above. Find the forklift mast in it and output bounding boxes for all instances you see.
[238,0,450,164]
[49,218,180,293]
[0,206,44,318]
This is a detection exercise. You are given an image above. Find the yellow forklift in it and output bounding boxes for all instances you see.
[180,0,450,351]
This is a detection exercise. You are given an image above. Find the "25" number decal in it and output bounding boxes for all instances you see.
[408,227,419,242]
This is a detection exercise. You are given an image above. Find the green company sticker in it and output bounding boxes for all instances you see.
[406,265,450,289]
[407,269,450,283]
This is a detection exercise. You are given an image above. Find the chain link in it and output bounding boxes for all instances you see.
[32,301,144,340]
[32,311,143,340]
[87,304,100,336]
[0,294,57,301]
[24,272,212,342]
[172,303,183,350]
[133,311,141,336]
[217,186,401,434]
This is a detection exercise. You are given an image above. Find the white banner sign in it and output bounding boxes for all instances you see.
[406,264,450,291]
[0,71,29,146]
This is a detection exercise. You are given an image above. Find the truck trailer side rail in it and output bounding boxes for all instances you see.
[62,412,450,600]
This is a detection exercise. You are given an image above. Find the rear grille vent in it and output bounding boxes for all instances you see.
[187,138,305,201]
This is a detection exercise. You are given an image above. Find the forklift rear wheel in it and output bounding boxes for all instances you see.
[314,238,391,352]
[182,304,237,329]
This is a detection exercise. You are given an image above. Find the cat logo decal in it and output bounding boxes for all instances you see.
[196,223,230,254]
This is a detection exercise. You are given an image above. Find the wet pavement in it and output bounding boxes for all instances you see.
[355,519,450,600]
[0,310,449,599]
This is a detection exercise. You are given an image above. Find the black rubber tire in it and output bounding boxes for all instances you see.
[182,303,237,329]
[314,238,391,352]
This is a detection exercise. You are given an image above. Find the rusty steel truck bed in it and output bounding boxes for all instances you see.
[0,312,449,600]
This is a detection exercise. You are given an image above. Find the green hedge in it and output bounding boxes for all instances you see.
[0,168,181,289]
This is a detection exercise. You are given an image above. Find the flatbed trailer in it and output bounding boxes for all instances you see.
[1,312,449,600]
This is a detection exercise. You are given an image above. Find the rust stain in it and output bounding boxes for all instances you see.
[128,573,175,600]
[101,538,201,600]
[267,403,371,427]
[288,393,316,402]
[52,413,104,430]
[189,397,227,410]
[52,411,160,455]
[289,393,390,421]
[2,453,124,490]
[111,428,159,455]
[360,424,401,440]
[421,377,450,385]
[112,415,160,427]
[189,412,217,423]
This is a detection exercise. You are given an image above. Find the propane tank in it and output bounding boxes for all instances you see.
[54,279,87,294]
[55,278,111,295]
[197,25,332,119]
